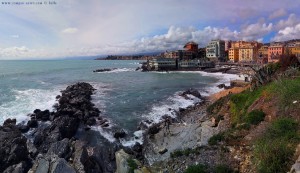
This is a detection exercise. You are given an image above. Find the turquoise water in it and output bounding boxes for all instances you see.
[0,60,238,145]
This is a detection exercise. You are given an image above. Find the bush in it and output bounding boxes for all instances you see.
[214,164,236,173]
[245,110,265,125]
[208,132,225,145]
[253,118,299,173]
[207,96,229,115]
[170,149,184,158]
[184,164,208,173]
[127,158,138,173]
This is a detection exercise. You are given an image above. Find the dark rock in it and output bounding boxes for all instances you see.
[86,117,96,126]
[148,124,161,135]
[0,124,30,172]
[47,138,71,159]
[93,68,116,73]
[217,83,225,89]
[179,108,186,112]
[17,124,29,133]
[158,148,168,154]
[34,109,41,114]
[50,158,76,173]
[180,88,202,99]
[3,118,16,126]
[113,129,127,139]
[3,161,28,173]
[56,95,61,99]
[72,141,89,173]
[35,158,50,173]
[27,119,38,128]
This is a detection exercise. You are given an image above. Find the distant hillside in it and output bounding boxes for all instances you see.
[95,52,162,60]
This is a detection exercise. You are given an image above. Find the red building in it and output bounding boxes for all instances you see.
[268,43,285,63]
[184,41,198,53]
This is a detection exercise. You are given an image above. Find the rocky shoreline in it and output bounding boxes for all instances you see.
[0,82,122,173]
[0,79,244,173]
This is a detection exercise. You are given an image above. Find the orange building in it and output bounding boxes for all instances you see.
[287,42,300,58]
[268,43,285,63]
[228,48,239,62]
[184,41,198,53]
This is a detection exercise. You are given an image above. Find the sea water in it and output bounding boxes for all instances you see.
[0,60,240,145]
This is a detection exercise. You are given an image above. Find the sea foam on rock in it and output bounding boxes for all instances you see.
[1,82,117,173]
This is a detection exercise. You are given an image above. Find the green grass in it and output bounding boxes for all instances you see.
[266,77,300,110]
[207,96,229,115]
[184,164,208,173]
[245,110,265,125]
[208,132,225,145]
[214,164,236,173]
[253,118,300,173]
[170,147,201,158]
[230,87,264,125]
[127,158,138,173]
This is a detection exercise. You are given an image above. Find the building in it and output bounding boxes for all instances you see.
[287,42,300,58]
[184,41,198,53]
[225,40,232,52]
[228,48,239,62]
[206,40,225,61]
[147,58,177,71]
[257,45,269,64]
[268,43,285,63]
[239,46,258,62]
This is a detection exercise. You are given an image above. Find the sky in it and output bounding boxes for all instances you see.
[0,0,300,59]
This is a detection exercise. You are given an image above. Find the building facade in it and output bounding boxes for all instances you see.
[206,39,225,61]
[228,48,239,62]
[287,42,300,58]
[257,45,269,64]
[268,43,285,63]
[184,41,198,53]
[238,46,258,62]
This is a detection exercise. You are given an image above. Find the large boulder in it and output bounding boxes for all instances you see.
[0,123,30,173]
[180,88,202,99]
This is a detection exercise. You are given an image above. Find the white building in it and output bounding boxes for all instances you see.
[206,40,226,61]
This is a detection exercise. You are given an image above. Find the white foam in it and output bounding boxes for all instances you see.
[91,126,116,143]
[97,68,135,74]
[142,92,201,124]
[0,87,62,125]
[121,130,144,147]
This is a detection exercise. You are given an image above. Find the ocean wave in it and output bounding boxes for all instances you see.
[0,87,62,125]
[96,68,135,74]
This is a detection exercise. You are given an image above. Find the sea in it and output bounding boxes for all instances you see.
[0,60,241,146]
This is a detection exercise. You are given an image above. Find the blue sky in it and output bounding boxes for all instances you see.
[0,0,300,59]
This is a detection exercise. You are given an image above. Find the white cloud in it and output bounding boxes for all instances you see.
[272,23,300,41]
[275,14,300,30]
[269,9,287,19]
[61,27,78,34]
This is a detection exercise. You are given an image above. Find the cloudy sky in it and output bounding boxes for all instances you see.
[0,0,300,59]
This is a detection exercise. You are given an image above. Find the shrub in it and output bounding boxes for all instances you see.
[184,164,208,173]
[245,110,265,125]
[170,150,184,158]
[127,158,138,173]
[214,164,236,173]
[267,117,299,140]
[208,132,225,145]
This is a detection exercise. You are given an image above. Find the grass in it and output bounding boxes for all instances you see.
[229,87,264,125]
[207,96,229,115]
[266,77,300,110]
[244,109,265,125]
[170,147,201,158]
[214,164,236,173]
[253,118,300,173]
[208,132,225,145]
[127,158,138,173]
[184,164,208,173]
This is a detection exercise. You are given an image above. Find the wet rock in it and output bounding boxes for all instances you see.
[148,124,161,135]
[180,88,202,99]
[114,129,127,139]
[47,138,72,159]
[86,117,96,126]
[17,124,30,133]
[3,118,16,126]
[0,123,30,173]
[217,83,225,89]
[3,161,28,173]
[27,119,38,128]
[93,68,116,73]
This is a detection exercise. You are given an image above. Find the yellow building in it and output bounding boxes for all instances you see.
[238,46,258,62]
[228,48,239,62]
[287,43,300,58]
